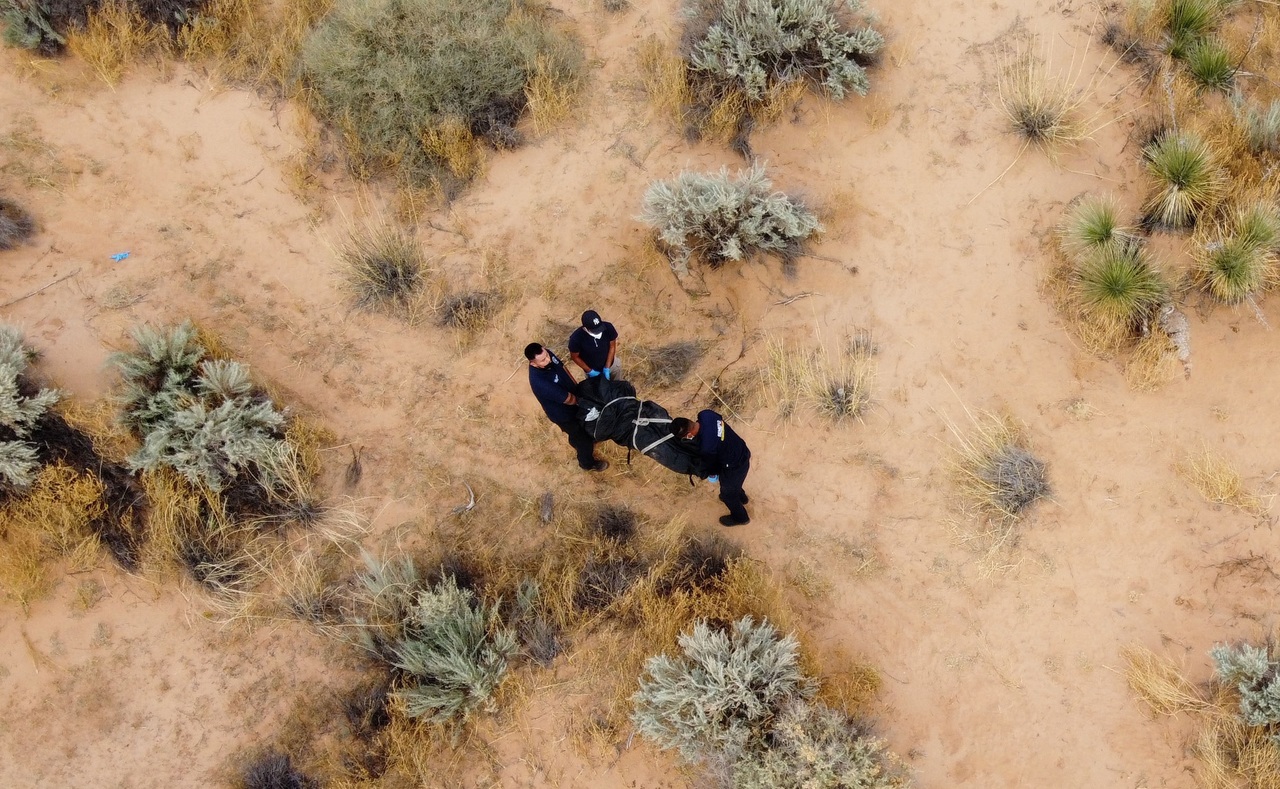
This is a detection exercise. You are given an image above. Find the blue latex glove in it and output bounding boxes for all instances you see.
[603,368,612,380]
[707,475,719,484]
[587,369,601,378]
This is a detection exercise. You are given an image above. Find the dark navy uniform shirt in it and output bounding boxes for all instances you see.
[529,350,578,424]
[696,409,750,472]
[567,322,618,372]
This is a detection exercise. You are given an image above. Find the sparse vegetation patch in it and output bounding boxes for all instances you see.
[298,0,583,193]
[0,195,36,249]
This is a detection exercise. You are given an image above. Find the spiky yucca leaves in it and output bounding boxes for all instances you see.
[632,617,813,763]
[1193,236,1274,304]
[1058,193,1135,262]
[1164,0,1222,61]
[1185,38,1234,91]
[687,0,883,102]
[732,701,907,789]
[1211,642,1280,729]
[641,164,822,273]
[1142,132,1223,229]
[0,325,60,494]
[390,574,517,723]
[1074,243,1168,327]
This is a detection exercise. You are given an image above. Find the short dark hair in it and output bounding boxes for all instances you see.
[670,417,693,438]
[524,342,544,360]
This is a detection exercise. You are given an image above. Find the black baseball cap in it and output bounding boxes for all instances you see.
[581,310,603,329]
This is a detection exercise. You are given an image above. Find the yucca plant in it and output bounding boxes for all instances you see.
[1185,38,1234,91]
[1231,202,1280,251]
[1193,236,1274,304]
[1074,243,1168,327]
[1164,0,1221,60]
[1142,132,1223,229]
[1058,193,1136,262]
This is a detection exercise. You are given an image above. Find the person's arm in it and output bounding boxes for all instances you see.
[605,339,617,369]
[569,351,592,373]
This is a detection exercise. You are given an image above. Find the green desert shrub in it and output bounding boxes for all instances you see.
[1141,131,1223,230]
[1058,193,1135,262]
[1193,235,1274,304]
[1074,243,1168,327]
[0,196,37,250]
[1163,0,1221,61]
[111,321,288,493]
[642,164,822,273]
[671,0,882,148]
[1211,642,1280,730]
[632,616,812,762]
[1,0,96,53]
[298,0,583,192]
[1184,38,1234,91]
[1234,97,1280,154]
[732,701,906,789]
[0,325,60,495]
[389,574,517,723]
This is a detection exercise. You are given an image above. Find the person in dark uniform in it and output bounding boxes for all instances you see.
[525,342,608,472]
[671,410,751,526]
[567,309,619,380]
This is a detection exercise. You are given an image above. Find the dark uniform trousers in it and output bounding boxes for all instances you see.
[718,457,750,521]
[555,419,598,470]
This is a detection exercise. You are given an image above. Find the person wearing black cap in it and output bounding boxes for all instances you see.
[525,342,608,472]
[568,309,619,380]
[670,410,751,526]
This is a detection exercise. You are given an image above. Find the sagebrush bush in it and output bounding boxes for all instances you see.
[0,325,60,494]
[632,617,812,762]
[1,0,96,53]
[389,574,517,723]
[642,164,821,273]
[732,701,906,789]
[1211,642,1280,729]
[298,0,582,191]
[0,196,37,250]
[112,322,288,493]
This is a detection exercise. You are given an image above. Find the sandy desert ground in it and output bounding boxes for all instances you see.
[2,0,1279,785]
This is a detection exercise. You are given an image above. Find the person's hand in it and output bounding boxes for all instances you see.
[707,475,719,484]
[587,369,601,378]
[603,368,612,380]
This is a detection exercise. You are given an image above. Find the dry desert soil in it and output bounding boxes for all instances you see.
[2,0,1279,785]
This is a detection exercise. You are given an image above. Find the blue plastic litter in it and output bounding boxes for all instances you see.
[110,251,130,262]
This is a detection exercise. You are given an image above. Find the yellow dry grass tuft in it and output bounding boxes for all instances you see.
[995,40,1094,157]
[765,335,877,424]
[1124,329,1181,392]
[1122,644,1209,717]
[637,34,691,125]
[525,55,581,134]
[68,1,168,86]
[1178,448,1266,512]
[0,463,105,608]
[419,118,485,185]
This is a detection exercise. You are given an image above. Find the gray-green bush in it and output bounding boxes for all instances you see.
[632,616,812,762]
[0,325,59,494]
[642,164,822,274]
[389,574,517,723]
[0,196,37,250]
[1211,642,1280,730]
[111,321,288,493]
[298,0,582,191]
[732,701,906,789]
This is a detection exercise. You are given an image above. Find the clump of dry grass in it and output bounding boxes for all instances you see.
[1124,328,1182,391]
[339,223,435,320]
[0,196,37,249]
[765,335,876,423]
[1177,447,1266,512]
[1123,644,1210,717]
[996,42,1092,156]
[626,341,707,389]
[949,412,1049,522]
[0,463,104,608]
[67,1,169,86]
